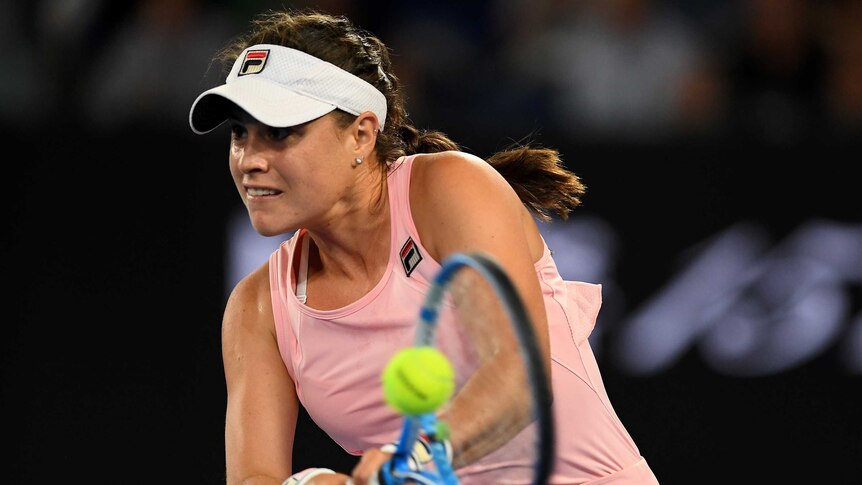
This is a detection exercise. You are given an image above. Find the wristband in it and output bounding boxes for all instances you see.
[282,467,336,485]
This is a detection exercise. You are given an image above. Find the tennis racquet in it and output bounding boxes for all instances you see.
[376,251,555,485]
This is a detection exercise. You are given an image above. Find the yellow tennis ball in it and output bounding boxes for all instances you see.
[382,346,455,415]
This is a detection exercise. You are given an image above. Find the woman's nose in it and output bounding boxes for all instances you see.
[236,135,269,173]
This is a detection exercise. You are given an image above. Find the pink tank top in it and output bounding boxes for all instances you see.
[269,155,659,484]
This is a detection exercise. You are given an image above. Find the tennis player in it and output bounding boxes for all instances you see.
[189,8,660,485]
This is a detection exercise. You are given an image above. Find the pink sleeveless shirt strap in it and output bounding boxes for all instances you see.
[386,154,440,285]
[270,230,303,384]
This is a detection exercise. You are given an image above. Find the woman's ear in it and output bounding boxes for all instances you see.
[353,111,380,155]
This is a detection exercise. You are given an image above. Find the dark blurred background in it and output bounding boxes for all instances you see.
[2,0,861,483]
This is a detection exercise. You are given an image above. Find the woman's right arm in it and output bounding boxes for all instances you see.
[223,262,300,485]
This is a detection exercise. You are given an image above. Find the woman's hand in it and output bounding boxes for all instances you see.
[349,447,394,485]
[304,472,353,484]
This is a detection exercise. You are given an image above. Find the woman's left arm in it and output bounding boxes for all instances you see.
[409,150,552,467]
[349,151,552,484]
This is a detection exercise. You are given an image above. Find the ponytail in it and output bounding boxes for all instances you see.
[486,144,585,222]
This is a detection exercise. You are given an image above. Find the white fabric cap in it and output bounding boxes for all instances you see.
[189,44,387,134]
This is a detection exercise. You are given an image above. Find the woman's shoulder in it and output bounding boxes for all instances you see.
[409,148,525,231]
[411,150,502,190]
[412,150,486,167]
[225,261,272,319]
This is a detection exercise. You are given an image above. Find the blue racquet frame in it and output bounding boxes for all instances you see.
[378,252,555,485]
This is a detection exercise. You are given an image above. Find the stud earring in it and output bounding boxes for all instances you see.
[354,157,363,166]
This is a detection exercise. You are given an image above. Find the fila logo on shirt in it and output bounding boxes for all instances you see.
[239,49,269,76]
[400,237,423,277]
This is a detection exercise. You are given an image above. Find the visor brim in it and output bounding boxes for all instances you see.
[189,77,338,134]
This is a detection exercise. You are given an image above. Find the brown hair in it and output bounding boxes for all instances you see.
[216,9,585,220]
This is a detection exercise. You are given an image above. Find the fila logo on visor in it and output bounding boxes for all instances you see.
[239,49,270,76]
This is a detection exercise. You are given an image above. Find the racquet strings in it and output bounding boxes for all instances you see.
[428,254,553,485]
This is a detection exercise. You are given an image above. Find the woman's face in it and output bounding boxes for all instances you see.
[227,109,358,237]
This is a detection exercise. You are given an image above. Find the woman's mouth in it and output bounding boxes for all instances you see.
[247,187,282,197]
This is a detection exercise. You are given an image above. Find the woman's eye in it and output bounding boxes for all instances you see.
[229,123,247,139]
[268,127,292,141]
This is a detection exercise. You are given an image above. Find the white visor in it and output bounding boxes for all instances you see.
[189,44,387,134]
